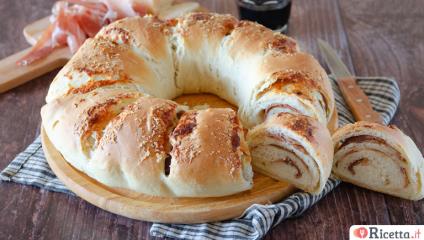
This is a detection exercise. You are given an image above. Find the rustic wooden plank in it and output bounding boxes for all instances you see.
[197,0,238,17]
[338,0,424,226]
[0,1,62,240]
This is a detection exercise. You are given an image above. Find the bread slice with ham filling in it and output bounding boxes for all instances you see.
[247,112,333,194]
[332,121,424,200]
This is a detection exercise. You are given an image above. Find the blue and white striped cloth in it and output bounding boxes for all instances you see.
[1,76,400,240]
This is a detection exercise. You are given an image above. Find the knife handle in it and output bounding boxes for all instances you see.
[337,77,383,124]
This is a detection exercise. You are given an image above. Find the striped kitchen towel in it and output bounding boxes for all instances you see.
[1,76,400,240]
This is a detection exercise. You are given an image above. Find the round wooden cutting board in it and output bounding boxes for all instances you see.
[41,93,338,223]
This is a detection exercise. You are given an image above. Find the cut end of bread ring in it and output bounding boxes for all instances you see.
[332,121,424,200]
[247,113,333,194]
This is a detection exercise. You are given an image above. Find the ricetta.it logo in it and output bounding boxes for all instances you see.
[353,227,369,239]
[350,225,424,239]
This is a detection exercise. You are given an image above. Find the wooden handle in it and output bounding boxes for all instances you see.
[337,77,383,123]
[0,47,71,93]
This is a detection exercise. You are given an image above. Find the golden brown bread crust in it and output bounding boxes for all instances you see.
[97,16,171,60]
[167,108,252,197]
[41,88,143,171]
[89,96,181,196]
[46,37,155,102]
[255,53,334,122]
[47,12,333,126]
[46,16,177,103]
[99,97,179,152]
[174,12,238,50]
[226,19,298,58]
[174,12,297,55]
[75,92,141,150]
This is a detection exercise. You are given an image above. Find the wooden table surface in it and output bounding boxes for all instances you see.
[0,0,423,239]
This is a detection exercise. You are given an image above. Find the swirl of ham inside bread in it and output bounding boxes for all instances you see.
[331,121,424,200]
[256,70,330,125]
[249,132,320,193]
[334,135,411,191]
[247,112,333,194]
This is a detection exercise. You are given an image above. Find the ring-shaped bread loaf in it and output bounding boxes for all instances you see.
[41,12,335,197]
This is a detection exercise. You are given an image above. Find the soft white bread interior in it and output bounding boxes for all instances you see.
[247,113,333,194]
[332,121,424,200]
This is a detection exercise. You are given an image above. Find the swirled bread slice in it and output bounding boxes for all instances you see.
[247,113,333,194]
[333,121,424,200]
[252,53,334,125]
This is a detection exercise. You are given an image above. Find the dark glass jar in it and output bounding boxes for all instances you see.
[238,0,292,33]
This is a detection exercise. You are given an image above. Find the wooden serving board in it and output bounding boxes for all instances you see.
[328,104,339,133]
[23,16,50,45]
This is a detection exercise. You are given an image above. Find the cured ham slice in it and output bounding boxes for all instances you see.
[17,0,197,66]
[332,121,424,200]
[247,112,333,194]
[17,1,109,66]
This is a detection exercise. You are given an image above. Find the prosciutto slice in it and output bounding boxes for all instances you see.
[17,0,151,66]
